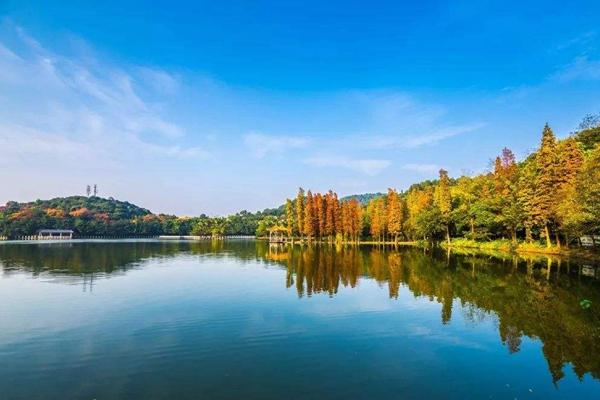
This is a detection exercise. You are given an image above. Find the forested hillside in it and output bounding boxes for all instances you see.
[0,196,280,238]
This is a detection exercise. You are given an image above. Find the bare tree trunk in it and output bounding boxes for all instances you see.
[554,231,561,249]
[544,224,552,248]
[446,225,451,245]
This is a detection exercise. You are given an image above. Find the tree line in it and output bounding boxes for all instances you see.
[1,115,598,246]
[273,118,599,248]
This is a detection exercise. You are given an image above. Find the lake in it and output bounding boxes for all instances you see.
[0,240,599,399]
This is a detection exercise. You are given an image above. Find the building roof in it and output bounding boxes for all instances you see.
[37,229,74,233]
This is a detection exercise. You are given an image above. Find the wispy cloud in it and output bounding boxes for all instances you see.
[369,123,485,149]
[554,31,597,52]
[401,163,441,174]
[304,156,391,176]
[350,92,485,149]
[243,132,310,159]
[552,56,600,82]
[0,25,208,170]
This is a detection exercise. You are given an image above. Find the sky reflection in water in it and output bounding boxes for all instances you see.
[0,240,599,399]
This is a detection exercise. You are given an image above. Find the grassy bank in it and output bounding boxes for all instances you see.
[442,238,600,261]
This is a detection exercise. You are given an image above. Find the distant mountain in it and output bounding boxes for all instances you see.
[340,192,385,205]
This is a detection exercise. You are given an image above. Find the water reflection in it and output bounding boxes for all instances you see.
[1,240,599,385]
[266,243,600,384]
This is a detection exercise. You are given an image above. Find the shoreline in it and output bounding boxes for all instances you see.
[2,236,598,263]
[263,237,600,263]
[441,239,600,263]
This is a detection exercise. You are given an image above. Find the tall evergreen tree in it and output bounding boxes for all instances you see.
[533,124,559,247]
[296,188,305,238]
[304,190,316,240]
[494,148,522,242]
[434,169,452,244]
[387,188,402,243]
[368,197,386,242]
[555,138,585,243]
[333,192,342,237]
[350,199,363,242]
[316,193,325,239]
[576,144,600,233]
[518,157,538,243]
[325,191,336,239]
[285,199,295,238]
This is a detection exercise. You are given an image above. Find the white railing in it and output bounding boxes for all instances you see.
[0,235,256,241]
[158,235,255,240]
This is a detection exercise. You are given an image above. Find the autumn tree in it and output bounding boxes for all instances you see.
[333,192,342,238]
[341,200,352,240]
[296,188,305,238]
[405,185,435,240]
[494,148,522,243]
[452,176,477,237]
[368,197,386,242]
[347,199,363,242]
[303,190,316,240]
[386,188,403,243]
[285,199,295,238]
[315,193,325,239]
[575,144,600,233]
[434,169,452,244]
[554,138,585,244]
[517,156,537,243]
[533,124,559,247]
[325,191,336,240]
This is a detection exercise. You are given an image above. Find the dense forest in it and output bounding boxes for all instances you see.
[1,114,599,249]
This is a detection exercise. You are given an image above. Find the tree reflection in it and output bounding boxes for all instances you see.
[270,244,600,384]
[1,240,599,384]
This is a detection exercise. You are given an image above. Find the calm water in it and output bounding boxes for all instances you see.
[1,240,599,399]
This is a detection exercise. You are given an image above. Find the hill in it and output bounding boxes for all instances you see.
[0,196,284,238]
[5,196,153,219]
[0,196,158,237]
[340,192,385,205]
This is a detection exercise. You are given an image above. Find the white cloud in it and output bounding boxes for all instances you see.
[350,92,484,149]
[243,132,310,159]
[401,163,441,174]
[136,66,180,95]
[304,156,391,176]
[552,56,600,82]
[0,123,98,167]
[555,31,597,52]
[369,123,485,149]
[0,26,208,171]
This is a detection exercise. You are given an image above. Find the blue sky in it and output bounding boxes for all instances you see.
[1,1,599,215]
